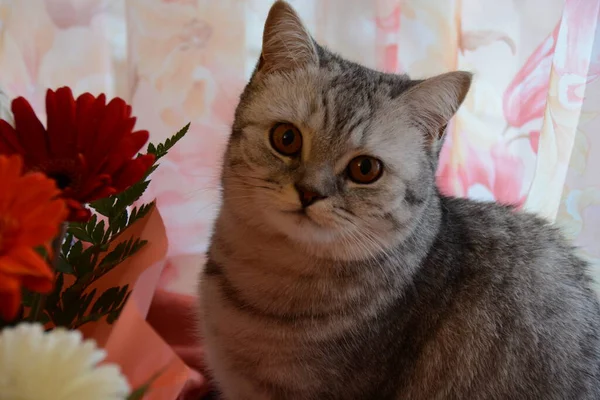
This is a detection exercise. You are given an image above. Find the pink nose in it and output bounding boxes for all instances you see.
[294,184,326,208]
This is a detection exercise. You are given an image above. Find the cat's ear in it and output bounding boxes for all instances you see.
[403,71,472,144]
[258,1,319,74]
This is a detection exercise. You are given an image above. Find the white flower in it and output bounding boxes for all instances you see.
[0,323,130,400]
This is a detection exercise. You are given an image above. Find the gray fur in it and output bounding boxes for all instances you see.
[198,2,600,399]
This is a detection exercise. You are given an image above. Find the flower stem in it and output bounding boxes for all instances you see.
[29,295,42,322]
[30,222,68,323]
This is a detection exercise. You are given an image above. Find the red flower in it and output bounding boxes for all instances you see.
[0,87,155,221]
[0,154,67,320]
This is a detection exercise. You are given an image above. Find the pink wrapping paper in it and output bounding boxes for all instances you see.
[73,206,207,399]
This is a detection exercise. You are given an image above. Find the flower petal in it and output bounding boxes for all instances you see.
[77,93,106,154]
[112,154,155,191]
[11,97,49,163]
[0,271,22,321]
[86,97,130,170]
[0,248,54,279]
[0,323,131,396]
[65,199,92,222]
[0,288,20,321]
[102,128,149,175]
[0,155,24,205]
[0,119,24,154]
[46,87,77,158]
[74,173,112,201]
[21,275,54,293]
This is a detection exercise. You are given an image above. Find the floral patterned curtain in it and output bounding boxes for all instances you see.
[0,0,598,295]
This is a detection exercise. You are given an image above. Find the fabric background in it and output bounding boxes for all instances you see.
[0,0,598,295]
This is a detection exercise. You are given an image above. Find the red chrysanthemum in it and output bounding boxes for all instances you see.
[0,154,67,321]
[0,87,155,221]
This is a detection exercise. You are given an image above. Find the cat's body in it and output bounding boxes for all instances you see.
[203,196,600,399]
[199,2,600,399]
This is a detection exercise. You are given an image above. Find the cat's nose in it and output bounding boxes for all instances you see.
[295,184,327,208]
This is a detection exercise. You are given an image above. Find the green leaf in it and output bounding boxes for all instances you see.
[79,247,97,276]
[147,122,190,160]
[116,180,150,209]
[94,180,150,221]
[72,312,105,328]
[51,273,65,301]
[126,368,166,400]
[76,289,97,320]
[106,292,131,324]
[34,245,48,259]
[92,219,106,244]
[61,232,73,255]
[68,226,93,243]
[39,311,51,324]
[70,285,131,328]
[21,289,34,307]
[115,285,129,306]
[87,214,98,232]
[90,286,120,315]
[147,142,156,155]
[129,202,154,226]
[126,385,150,400]
[99,238,147,270]
[70,214,107,245]
[89,197,114,217]
[65,240,96,277]
[68,240,83,260]
[44,273,64,323]
[54,287,89,328]
[55,256,74,274]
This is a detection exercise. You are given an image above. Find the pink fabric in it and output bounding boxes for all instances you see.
[503,24,559,131]
[3,0,596,295]
[147,289,211,399]
[437,127,526,207]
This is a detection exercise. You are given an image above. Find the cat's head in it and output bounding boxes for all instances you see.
[221,1,471,261]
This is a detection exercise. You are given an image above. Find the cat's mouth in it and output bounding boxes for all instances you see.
[283,208,324,227]
[284,208,309,218]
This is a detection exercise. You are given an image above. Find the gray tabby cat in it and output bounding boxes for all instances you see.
[198,1,600,399]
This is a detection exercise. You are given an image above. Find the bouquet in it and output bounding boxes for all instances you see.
[0,87,193,399]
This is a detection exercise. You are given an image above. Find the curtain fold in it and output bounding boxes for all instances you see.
[0,0,597,295]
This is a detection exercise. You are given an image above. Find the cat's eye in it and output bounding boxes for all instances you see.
[347,156,383,184]
[270,123,302,156]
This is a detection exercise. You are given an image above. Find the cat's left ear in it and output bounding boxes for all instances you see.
[403,71,472,144]
[258,1,318,75]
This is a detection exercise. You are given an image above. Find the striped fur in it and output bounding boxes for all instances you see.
[198,2,600,399]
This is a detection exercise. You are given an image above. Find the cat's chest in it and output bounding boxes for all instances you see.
[200,275,346,396]
[201,272,417,400]
[199,236,413,397]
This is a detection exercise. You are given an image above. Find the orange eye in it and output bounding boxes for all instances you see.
[270,123,302,156]
[347,156,383,184]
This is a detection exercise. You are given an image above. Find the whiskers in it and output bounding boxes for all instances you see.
[330,207,396,267]
[224,171,281,192]
[220,172,285,220]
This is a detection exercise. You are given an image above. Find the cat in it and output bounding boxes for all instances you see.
[198,1,600,399]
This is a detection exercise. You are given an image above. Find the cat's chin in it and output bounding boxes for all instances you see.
[274,213,382,260]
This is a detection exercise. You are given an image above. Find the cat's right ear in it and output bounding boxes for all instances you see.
[403,71,472,145]
[257,1,319,75]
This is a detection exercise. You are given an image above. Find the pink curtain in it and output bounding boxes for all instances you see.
[0,0,598,295]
